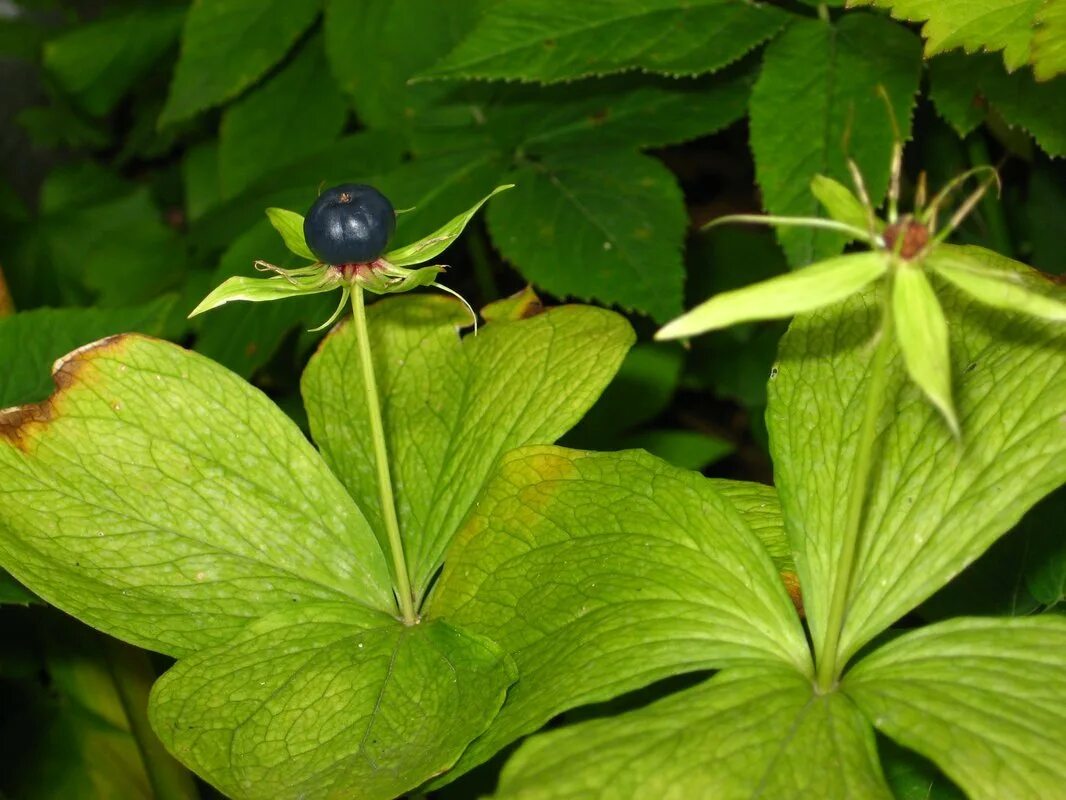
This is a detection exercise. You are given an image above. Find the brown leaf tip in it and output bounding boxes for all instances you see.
[0,334,130,450]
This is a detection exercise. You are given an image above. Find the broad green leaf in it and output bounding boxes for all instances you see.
[189,274,336,317]
[657,252,888,339]
[847,0,1043,73]
[710,478,795,578]
[159,0,321,126]
[929,52,1066,156]
[811,174,877,235]
[426,0,788,82]
[181,142,220,222]
[488,149,687,321]
[892,266,958,434]
[0,297,175,408]
[324,0,493,130]
[927,245,1066,321]
[194,220,334,377]
[218,37,347,198]
[264,207,316,261]
[845,617,1066,800]
[768,277,1066,668]
[150,602,514,800]
[484,69,752,154]
[749,14,921,265]
[429,447,809,778]
[0,335,392,655]
[302,296,633,599]
[43,7,185,116]
[1033,0,1066,80]
[384,185,513,267]
[494,666,890,799]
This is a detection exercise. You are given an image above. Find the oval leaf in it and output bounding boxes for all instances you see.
[656,251,888,339]
[384,184,513,267]
[892,266,958,435]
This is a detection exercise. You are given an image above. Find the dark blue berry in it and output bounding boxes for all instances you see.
[303,184,396,265]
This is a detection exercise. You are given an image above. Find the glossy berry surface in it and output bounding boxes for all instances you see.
[303,184,396,265]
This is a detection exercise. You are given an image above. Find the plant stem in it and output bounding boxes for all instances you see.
[102,639,199,800]
[815,288,895,691]
[350,286,417,624]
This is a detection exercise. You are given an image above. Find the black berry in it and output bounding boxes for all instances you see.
[303,184,396,265]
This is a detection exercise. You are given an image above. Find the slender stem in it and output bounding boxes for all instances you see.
[350,286,417,624]
[102,639,199,800]
[815,286,895,691]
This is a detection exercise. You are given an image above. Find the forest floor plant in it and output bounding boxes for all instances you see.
[0,150,1063,800]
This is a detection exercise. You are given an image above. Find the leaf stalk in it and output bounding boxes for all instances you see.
[350,286,417,624]
[815,285,895,691]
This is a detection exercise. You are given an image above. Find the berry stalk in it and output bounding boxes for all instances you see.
[350,286,417,624]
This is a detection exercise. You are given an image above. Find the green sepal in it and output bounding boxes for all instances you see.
[656,251,888,339]
[892,266,959,436]
[927,248,1066,322]
[810,174,880,235]
[188,273,338,318]
[383,185,513,267]
[264,207,317,261]
[357,262,446,295]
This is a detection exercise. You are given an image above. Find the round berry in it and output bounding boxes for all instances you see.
[303,184,396,265]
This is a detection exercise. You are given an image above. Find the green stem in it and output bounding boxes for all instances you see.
[102,639,198,800]
[350,287,417,624]
[815,288,895,692]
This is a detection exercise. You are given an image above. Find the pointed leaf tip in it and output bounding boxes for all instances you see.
[384,185,514,267]
[656,252,888,340]
[189,275,337,318]
[892,267,959,436]
[927,250,1066,323]
[265,207,316,261]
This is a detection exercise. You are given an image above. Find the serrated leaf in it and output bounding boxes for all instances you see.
[324,0,493,130]
[768,276,1066,669]
[1033,0,1066,80]
[43,7,185,116]
[150,602,514,800]
[302,295,634,599]
[219,37,347,198]
[264,207,316,261]
[0,297,175,408]
[429,447,808,779]
[892,266,958,434]
[484,69,753,154]
[847,0,1043,73]
[845,617,1066,800]
[426,0,788,82]
[658,252,888,339]
[749,14,921,266]
[928,51,1066,156]
[159,0,320,126]
[928,245,1066,321]
[384,184,513,267]
[188,274,336,317]
[0,335,392,656]
[488,149,686,321]
[811,174,877,235]
[494,666,890,799]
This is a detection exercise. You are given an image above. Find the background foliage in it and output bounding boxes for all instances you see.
[1,0,1064,797]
